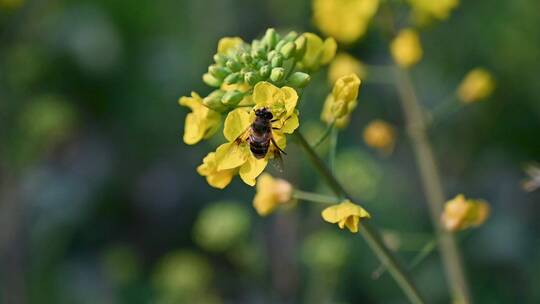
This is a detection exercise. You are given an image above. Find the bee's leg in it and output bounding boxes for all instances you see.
[270,138,287,155]
[271,115,292,130]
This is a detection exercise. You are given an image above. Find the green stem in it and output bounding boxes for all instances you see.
[311,122,335,149]
[292,190,340,204]
[394,68,472,304]
[294,132,425,304]
[328,126,338,173]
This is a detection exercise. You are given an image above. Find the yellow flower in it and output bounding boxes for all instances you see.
[321,74,361,128]
[300,33,337,71]
[456,68,495,103]
[217,37,245,55]
[363,120,396,153]
[197,152,237,189]
[179,92,221,145]
[321,200,371,233]
[199,83,300,188]
[312,0,379,44]
[408,0,459,24]
[253,173,293,216]
[441,194,490,232]
[328,53,367,84]
[390,29,423,68]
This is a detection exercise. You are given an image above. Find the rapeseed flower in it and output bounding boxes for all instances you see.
[363,120,396,154]
[321,200,371,233]
[456,68,495,103]
[179,92,221,145]
[408,0,459,24]
[300,33,337,72]
[253,173,293,216]
[328,53,367,84]
[390,29,423,68]
[441,194,490,232]
[312,0,379,44]
[321,73,361,128]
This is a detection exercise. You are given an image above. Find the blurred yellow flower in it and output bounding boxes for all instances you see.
[321,73,361,128]
[217,37,245,55]
[328,53,367,84]
[321,200,370,233]
[0,0,23,9]
[390,29,423,68]
[408,0,459,24]
[179,92,221,145]
[197,152,237,189]
[312,0,379,44]
[300,33,337,71]
[198,82,299,188]
[456,68,495,103]
[253,173,293,216]
[363,119,396,154]
[441,194,490,232]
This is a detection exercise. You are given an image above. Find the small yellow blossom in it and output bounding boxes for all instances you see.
[217,37,245,55]
[313,0,379,44]
[408,0,459,24]
[198,82,300,188]
[197,152,237,189]
[253,173,293,216]
[321,74,361,128]
[363,120,396,153]
[300,33,337,71]
[390,29,423,68]
[179,92,221,145]
[456,68,495,103]
[441,194,490,232]
[328,53,367,84]
[321,200,371,233]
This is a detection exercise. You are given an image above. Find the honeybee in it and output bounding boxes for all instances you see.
[234,108,286,170]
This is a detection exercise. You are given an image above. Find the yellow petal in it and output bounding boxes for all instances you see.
[215,142,249,171]
[253,81,278,108]
[182,113,204,145]
[223,108,251,142]
[344,216,360,233]
[321,200,370,223]
[217,37,244,54]
[239,155,268,186]
[206,169,235,189]
[281,86,299,117]
[320,38,337,65]
[280,112,299,134]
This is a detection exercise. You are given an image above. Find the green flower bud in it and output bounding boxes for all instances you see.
[267,50,277,61]
[241,53,252,65]
[283,31,298,42]
[287,72,311,88]
[224,72,241,84]
[259,65,271,78]
[202,73,222,87]
[279,41,296,59]
[213,54,227,65]
[222,90,245,106]
[270,67,285,82]
[294,36,307,60]
[203,90,228,112]
[226,60,241,72]
[275,40,286,52]
[271,54,283,68]
[263,28,279,49]
[209,65,230,79]
[244,72,260,86]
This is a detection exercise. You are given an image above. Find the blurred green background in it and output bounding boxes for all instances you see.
[1,0,539,303]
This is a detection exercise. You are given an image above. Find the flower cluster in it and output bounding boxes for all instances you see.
[180,29,336,188]
[441,194,490,232]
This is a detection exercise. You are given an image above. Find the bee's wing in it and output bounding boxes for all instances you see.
[269,137,285,172]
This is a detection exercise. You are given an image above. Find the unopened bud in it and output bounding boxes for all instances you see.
[294,36,307,60]
[241,53,252,64]
[280,41,296,59]
[209,65,230,79]
[271,54,283,68]
[224,72,241,84]
[244,71,260,86]
[259,65,271,78]
[221,90,245,106]
[203,90,228,112]
[263,28,279,49]
[213,54,227,65]
[275,40,286,52]
[270,67,285,82]
[283,31,298,42]
[287,72,311,88]
[202,73,222,87]
[267,50,277,61]
[226,60,241,72]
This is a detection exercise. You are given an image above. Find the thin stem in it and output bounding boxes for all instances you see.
[294,132,425,304]
[394,68,472,304]
[364,64,396,84]
[373,239,437,279]
[428,95,463,126]
[311,122,335,149]
[292,190,340,205]
[328,126,338,173]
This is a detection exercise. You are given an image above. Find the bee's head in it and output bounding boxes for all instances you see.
[255,108,273,120]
